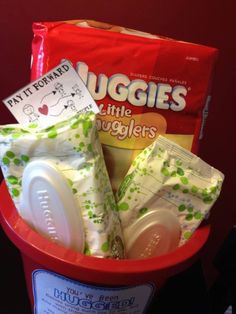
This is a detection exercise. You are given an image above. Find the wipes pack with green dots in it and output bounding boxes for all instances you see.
[117,135,224,246]
[0,112,124,258]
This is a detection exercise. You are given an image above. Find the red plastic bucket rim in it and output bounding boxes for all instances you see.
[0,181,210,275]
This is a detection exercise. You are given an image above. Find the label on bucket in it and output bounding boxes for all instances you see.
[32,269,155,314]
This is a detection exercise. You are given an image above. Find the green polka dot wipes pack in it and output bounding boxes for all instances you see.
[117,135,224,246]
[0,113,224,259]
[0,112,124,258]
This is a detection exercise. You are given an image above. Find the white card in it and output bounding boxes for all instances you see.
[3,60,99,128]
[33,269,155,314]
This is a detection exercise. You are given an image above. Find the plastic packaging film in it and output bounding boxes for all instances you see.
[0,112,124,258]
[0,19,224,261]
[31,20,219,192]
[117,135,224,257]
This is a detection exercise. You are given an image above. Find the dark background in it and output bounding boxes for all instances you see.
[0,0,235,312]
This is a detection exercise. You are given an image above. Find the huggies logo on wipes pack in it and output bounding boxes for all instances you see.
[76,62,188,111]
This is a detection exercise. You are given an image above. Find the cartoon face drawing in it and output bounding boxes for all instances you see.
[54,82,66,96]
[67,100,77,111]
[23,104,39,122]
[23,104,34,115]
[72,84,83,99]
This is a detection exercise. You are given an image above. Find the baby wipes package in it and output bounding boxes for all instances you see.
[0,112,124,258]
[31,19,218,191]
[117,136,224,258]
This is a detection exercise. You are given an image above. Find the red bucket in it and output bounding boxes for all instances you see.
[0,181,210,313]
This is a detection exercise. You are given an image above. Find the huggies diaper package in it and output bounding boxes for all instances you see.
[31,19,218,191]
[117,135,224,258]
[0,112,124,258]
[1,20,223,263]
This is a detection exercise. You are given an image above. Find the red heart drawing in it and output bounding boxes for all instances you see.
[38,104,48,115]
